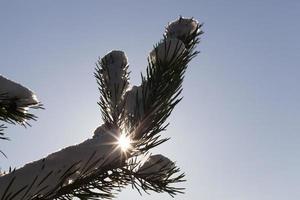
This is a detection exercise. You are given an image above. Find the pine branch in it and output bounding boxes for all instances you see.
[0,80,43,158]
[0,87,43,140]
[123,17,203,151]
[0,16,203,200]
[0,137,184,200]
[45,16,203,199]
[95,51,130,127]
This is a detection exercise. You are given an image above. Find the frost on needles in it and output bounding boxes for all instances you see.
[0,16,203,200]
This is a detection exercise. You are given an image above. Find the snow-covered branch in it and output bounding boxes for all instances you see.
[0,16,203,200]
[0,124,123,198]
[0,75,39,107]
[0,75,42,140]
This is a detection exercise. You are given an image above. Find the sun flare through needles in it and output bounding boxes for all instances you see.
[118,134,132,152]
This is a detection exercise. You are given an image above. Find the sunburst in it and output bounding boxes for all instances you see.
[118,134,132,152]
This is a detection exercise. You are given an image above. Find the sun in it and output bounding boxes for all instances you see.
[118,134,131,152]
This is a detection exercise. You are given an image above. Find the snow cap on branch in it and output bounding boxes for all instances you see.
[150,38,186,64]
[93,123,120,141]
[124,85,144,118]
[165,16,199,40]
[101,50,129,105]
[0,124,122,198]
[137,154,175,181]
[101,50,128,77]
[0,75,38,107]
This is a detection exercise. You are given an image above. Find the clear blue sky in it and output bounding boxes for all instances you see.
[0,0,300,199]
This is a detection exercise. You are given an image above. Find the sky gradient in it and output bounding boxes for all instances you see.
[0,1,300,200]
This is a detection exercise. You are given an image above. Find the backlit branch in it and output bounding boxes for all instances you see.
[0,16,203,200]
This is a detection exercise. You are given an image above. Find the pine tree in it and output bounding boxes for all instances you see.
[0,16,203,200]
